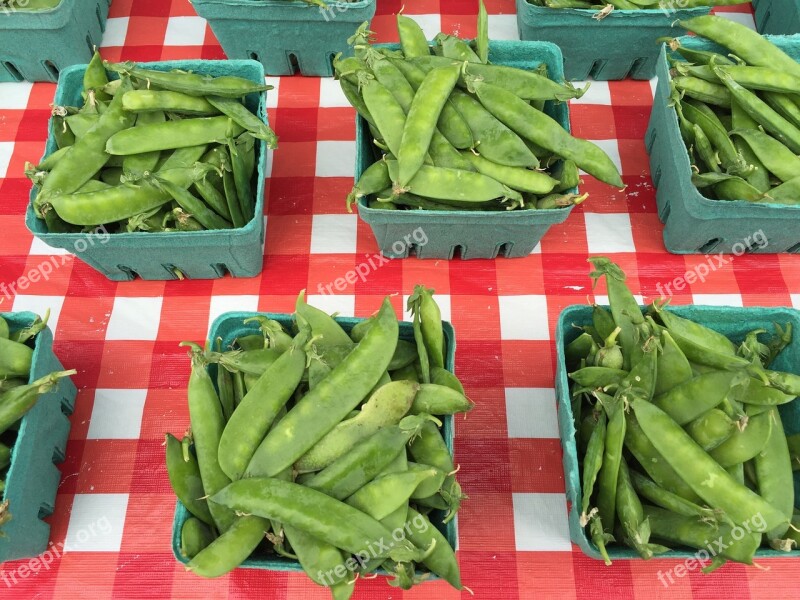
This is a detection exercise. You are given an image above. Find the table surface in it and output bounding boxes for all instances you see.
[2,0,799,598]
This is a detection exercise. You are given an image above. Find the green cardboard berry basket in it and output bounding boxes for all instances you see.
[556,303,800,561]
[172,311,458,578]
[515,0,709,81]
[356,40,577,260]
[0,312,77,563]
[753,0,800,35]
[646,37,800,255]
[0,0,109,83]
[190,0,376,76]
[25,59,269,281]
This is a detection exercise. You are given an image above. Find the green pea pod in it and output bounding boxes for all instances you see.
[106,116,245,155]
[211,478,429,563]
[187,515,268,578]
[361,75,407,157]
[654,330,694,395]
[430,366,464,394]
[207,96,277,148]
[629,470,717,522]
[708,410,773,468]
[122,89,219,116]
[52,114,75,150]
[645,505,760,565]
[0,337,33,378]
[742,377,795,406]
[411,306,431,384]
[729,129,800,184]
[216,364,234,422]
[227,135,254,223]
[83,51,111,101]
[105,62,271,98]
[0,370,75,434]
[214,347,283,376]
[180,344,235,533]
[686,409,736,451]
[397,14,430,58]
[653,370,748,425]
[122,110,165,177]
[296,290,353,348]
[218,331,307,481]
[246,298,398,478]
[347,160,390,211]
[595,392,626,535]
[589,514,613,566]
[304,417,429,500]
[405,508,462,590]
[631,398,786,532]
[346,468,439,521]
[410,383,473,415]
[477,0,489,63]
[36,77,135,214]
[616,459,670,559]
[435,33,481,63]
[754,409,794,548]
[569,367,628,389]
[410,285,445,369]
[283,525,351,587]
[470,79,623,188]
[220,151,245,228]
[396,65,461,189]
[180,517,215,560]
[408,420,454,474]
[165,433,214,526]
[153,175,232,230]
[0,443,10,471]
[580,410,606,522]
[462,152,559,195]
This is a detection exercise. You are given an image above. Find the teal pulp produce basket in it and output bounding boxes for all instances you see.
[356,40,577,260]
[556,303,800,561]
[515,0,709,80]
[25,59,269,281]
[753,0,800,35]
[0,313,77,563]
[172,311,458,578]
[646,38,800,255]
[0,0,109,82]
[190,0,377,76]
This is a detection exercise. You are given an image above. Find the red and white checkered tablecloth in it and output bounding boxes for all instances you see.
[1,0,799,598]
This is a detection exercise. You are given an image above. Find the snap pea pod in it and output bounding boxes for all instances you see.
[207,96,277,147]
[397,14,430,58]
[686,409,736,451]
[580,410,606,523]
[631,398,787,532]
[122,90,219,115]
[186,515,268,578]
[105,62,271,97]
[653,370,748,425]
[405,508,462,590]
[283,525,351,588]
[595,392,626,534]
[754,409,794,548]
[0,370,75,434]
[629,470,717,521]
[180,518,215,560]
[246,298,398,478]
[0,337,33,377]
[211,478,429,563]
[106,116,244,155]
[165,433,213,525]
[346,468,439,521]
[153,176,232,230]
[616,459,669,559]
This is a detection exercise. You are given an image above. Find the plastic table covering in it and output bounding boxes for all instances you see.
[1,0,799,598]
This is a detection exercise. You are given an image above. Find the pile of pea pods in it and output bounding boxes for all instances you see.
[568,258,800,569]
[525,0,749,10]
[167,288,471,597]
[338,4,624,213]
[0,312,75,536]
[26,51,276,234]
[665,15,800,204]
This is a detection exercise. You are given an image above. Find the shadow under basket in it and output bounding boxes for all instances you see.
[0,313,77,564]
[646,39,800,255]
[25,59,269,281]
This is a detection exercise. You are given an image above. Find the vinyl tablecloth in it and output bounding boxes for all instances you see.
[1,1,799,598]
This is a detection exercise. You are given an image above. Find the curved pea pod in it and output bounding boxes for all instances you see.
[680,15,800,80]
[346,159,390,211]
[0,370,75,434]
[409,420,454,473]
[568,367,628,389]
[461,61,587,102]
[180,518,215,560]
[50,162,216,226]
[762,176,800,206]
[165,433,214,525]
[122,90,219,116]
[406,462,448,499]
[730,129,800,184]
[631,398,786,532]
[392,363,420,383]
[405,507,462,590]
[105,62,271,98]
[708,411,773,468]
[397,14,430,58]
[742,377,796,406]
[186,515,268,578]
[429,366,464,395]
[227,134,255,222]
[470,79,623,188]
[0,337,34,378]
[616,459,670,560]
[686,409,736,452]
[409,383,473,416]
[304,416,430,500]
[212,478,429,563]
[713,67,800,154]
[35,77,135,213]
[207,96,277,148]
[218,333,306,481]
[434,32,480,63]
[645,506,759,565]
[407,284,445,369]
[247,299,399,478]
[652,370,748,426]
[213,347,283,376]
[629,470,717,522]
[595,392,625,535]
[682,100,750,176]
[754,409,794,548]
[588,514,613,566]
[181,345,236,533]
[385,160,522,205]
[296,290,353,349]
[283,525,351,587]
[580,410,606,524]
[346,468,439,521]
[448,89,537,168]
[653,330,693,396]
[361,75,407,157]
[462,152,559,195]
[624,412,703,504]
